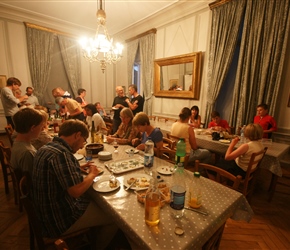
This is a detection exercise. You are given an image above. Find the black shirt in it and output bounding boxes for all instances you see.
[112,96,128,120]
[131,95,144,115]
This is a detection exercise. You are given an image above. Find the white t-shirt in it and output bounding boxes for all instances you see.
[86,113,106,131]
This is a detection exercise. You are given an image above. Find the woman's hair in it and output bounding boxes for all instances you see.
[133,112,150,126]
[7,77,21,87]
[85,103,97,115]
[120,108,134,120]
[244,123,263,141]
[12,108,43,133]
[190,105,199,120]
[59,120,89,138]
[179,107,191,121]
[38,109,49,122]
[77,88,86,95]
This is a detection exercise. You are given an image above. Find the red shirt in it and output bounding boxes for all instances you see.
[254,114,277,138]
[208,119,230,129]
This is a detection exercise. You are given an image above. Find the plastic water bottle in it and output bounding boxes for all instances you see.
[144,137,154,175]
[188,172,202,208]
[240,125,246,143]
[145,177,161,226]
[170,163,186,218]
[175,138,186,164]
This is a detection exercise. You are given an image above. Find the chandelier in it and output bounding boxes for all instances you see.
[79,0,123,73]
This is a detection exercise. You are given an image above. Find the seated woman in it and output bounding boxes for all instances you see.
[208,110,231,133]
[216,123,264,178]
[189,105,201,128]
[132,112,163,154]
[95,102,107,117]
[31,110,53,149]
[171,107,212,164]
[84,104,106,132]
[106,108,139,145]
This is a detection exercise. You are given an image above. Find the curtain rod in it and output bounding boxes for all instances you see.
[209,0,233,10]
[125,28,157,43]
[24,22,76,38]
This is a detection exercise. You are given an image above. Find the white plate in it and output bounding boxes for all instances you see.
[125,149,139,154]
[112,107,119,110]
[219,139,231,144]
[74,153,84,161]
[93,175,120,192]
[123,174,152,190]
[157,166,173,175]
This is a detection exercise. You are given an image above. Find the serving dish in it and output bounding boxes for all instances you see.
[105,155,144,174]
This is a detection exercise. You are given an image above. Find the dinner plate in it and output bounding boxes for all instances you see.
[93,175,120,192]
[125,149,139,154]
[157,166,173,175]
[123,174,152,190]
[74,153,84,161]
[219,139,231,144]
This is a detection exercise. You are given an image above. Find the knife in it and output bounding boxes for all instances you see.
[184,206,208,216]
[125,179,137,191]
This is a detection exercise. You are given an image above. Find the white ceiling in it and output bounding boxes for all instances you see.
[1,0,183,35]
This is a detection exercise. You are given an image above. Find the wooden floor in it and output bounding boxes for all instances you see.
[0,135,290,250]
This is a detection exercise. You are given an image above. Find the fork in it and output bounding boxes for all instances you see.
[125,179,137,191]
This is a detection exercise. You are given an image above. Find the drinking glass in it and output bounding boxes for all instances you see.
[113,139,119,153]
[85,149,93,162]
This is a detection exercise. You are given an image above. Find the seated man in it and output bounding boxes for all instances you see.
[10,108,44,176]
[32,120,118,248]
[208,111,231,134]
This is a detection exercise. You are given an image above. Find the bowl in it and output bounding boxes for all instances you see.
[85,143,104,157]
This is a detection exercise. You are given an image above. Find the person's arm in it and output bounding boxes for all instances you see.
[224,137,248,160]
[188,126,197,150]
[67,165,100,198]
[102,108,107,116]
[125,98,138,111]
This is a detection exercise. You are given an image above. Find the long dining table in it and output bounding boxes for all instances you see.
[80,143,253,250]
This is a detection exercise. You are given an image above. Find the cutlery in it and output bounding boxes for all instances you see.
[125,179,137,191]
[184,206,208,216]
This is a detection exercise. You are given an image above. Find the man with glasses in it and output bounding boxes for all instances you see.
[32,120,118,248]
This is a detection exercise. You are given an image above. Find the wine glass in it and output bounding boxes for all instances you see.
[113,139,119,153]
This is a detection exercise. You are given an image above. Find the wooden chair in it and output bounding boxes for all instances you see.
[239,147,268,202]
[0,141,23,211]
[5,124,14,146]
[268,157,290,202]
[105,122,113,135]
[148,115,156,121]
[157,116,168,122]
[195,160,242,191]
[163,137,176,150]
[157,147,189,167]
[19,175,91,250]
[54,239,69,250]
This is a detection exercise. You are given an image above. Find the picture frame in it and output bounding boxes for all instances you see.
[0,75,7,88]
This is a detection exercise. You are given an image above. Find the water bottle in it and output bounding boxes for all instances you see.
[240,125,246,143]
[188,172,202,208]
[144,137,154,175]
[145,177,161,226]
[170,163,186,218]
[175,138,186,164]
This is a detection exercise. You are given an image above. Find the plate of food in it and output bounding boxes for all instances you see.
[125,149,139,154]
[74,153,84,161]
[219,139,231,144]
[105,156,144,174]
[123,174,152,190]
[93,175,120,192]
[157,166,173,175]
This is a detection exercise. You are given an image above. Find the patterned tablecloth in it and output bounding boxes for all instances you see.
[85,144,253,250]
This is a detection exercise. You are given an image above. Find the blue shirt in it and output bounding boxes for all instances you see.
[32,137,89,237]
[141,128,163,147]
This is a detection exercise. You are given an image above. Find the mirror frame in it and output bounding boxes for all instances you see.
[154,52,202,99]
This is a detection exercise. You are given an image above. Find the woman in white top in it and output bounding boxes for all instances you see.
[84,104,106,132]
[216,123,264,178]
[171,107,212,164]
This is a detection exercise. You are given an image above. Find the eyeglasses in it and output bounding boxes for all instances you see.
[82,136,88,145]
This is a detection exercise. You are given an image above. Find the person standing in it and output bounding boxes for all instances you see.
[55,97,85,121]
[0,77,28,128]
[52,87,71,98]
[25,87,39,108]
[253,103,277,139]
[75,88,87,108]
[112,86,128,134]
[125,84,144,116]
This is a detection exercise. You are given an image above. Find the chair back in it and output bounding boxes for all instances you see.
[157,147,189,167]
[195,160,242,190]
[163,137,176,150]
[0,141,12,194]
[240,147,268,200]
[105,122,113,135]
[5,124,14,146]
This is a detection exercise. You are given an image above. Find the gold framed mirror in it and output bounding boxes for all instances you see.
[154,52,202,99]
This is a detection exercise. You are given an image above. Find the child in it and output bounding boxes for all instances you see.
[216,123,264,178]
